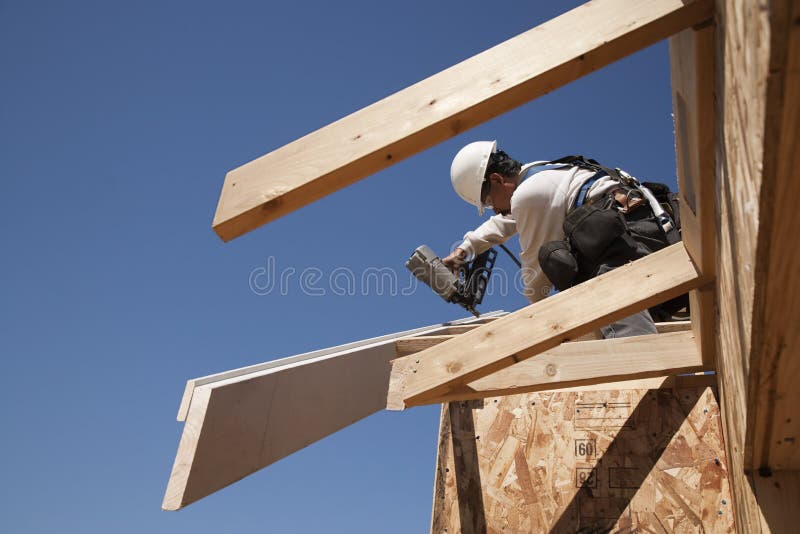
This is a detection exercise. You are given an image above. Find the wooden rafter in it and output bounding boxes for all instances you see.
[212,0,713,241]
[163,314,500,510]
[395,243,705,407]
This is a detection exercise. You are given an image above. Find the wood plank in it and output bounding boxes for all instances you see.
[388,332,707,408]
[544,372,716,393]
[441,331,707,402]
[670,22,716,276]
[163,314,499,510]
[396,335,455,357]
[754,471,800,533]
[747,0,800,475]
[163,343,397,510]
[430,386,734,532]
[398,243,705,407]
[713,0,800,530]
[395,321,691,355]
[714,0,768,526]
[212,0,714,241]
[175,325,438,421]
[669,22,718,368]
[174,312,505,421]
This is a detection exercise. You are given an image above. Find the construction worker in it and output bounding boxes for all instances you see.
[443,140,667,338]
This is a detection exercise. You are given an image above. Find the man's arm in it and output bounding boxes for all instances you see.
[442,214,517,271]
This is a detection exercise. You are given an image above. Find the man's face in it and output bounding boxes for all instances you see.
[483,173,517,215]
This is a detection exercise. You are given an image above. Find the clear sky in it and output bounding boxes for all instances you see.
[1,1,678,532]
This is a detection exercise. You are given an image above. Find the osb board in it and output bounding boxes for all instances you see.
[431,386,734,533]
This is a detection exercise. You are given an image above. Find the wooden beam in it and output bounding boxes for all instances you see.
[172,318,491,421]
[669,21,718,368]
[395,320,691,355]
[544,372,716,392]
[213,0,714,241]
[754,471,800,533]
[388,331,707,408]
[747,0,800,474]
[713,0,800,530]
[163,315,495,510]
[397,243,705,407]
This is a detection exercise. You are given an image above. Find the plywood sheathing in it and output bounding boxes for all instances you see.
[431,383,734,532]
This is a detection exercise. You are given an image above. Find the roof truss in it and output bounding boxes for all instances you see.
[393,243,705,407]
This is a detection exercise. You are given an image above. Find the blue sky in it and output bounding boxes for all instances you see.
[1,1,678,532]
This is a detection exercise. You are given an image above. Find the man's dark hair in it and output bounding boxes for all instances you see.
[480,149,521,203]
[485,149,521,179]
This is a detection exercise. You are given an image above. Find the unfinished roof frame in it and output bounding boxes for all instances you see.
[165,0,800,531]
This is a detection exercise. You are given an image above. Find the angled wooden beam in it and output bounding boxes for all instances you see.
[213,0,713,241]
[163,314,498,510]
[397,243,705,407]
[172,318,493,422]
[387,331,708,408]
[669,20,717,367]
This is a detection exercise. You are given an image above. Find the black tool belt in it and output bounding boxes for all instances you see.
[538,183,682,293]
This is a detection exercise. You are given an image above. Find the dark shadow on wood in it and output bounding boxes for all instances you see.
[450,399,488,534]
[548,388,703,533]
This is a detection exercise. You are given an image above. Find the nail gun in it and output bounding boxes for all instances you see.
[405,245,497,317]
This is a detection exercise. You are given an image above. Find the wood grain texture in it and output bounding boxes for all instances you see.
[163,343,397,510]
[212,0,714,241]
[430,385,734,533]
[163,314,499,510]
[443,331,708,402]
[670,23,719,369]
[389,331,708,408]
[172,316,501,421]
[396,321,691,355]
[714,0,768,528]
[400,243,704,407]
[754,470,800,533]
[714,0,800,530]
[746,0,800,474]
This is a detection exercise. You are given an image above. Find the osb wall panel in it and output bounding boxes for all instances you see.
[431,387,734,533]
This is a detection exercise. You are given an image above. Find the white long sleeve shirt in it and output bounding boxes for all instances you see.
[458,162,618,303]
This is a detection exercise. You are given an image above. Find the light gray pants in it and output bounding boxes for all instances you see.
[595,264,658,339]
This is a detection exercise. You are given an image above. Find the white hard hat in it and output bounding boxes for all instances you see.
[450,140,496,216]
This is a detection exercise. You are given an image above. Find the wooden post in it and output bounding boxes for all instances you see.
[714,0,800,531]
[669,22,717,368]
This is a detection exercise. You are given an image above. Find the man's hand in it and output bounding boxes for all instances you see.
[442,248,467,273]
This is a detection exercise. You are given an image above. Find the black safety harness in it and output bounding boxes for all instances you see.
[534,156,685,318]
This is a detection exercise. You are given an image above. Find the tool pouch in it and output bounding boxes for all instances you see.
[537,240,579,291]
[563,204,627,262]
[539,204,648,291]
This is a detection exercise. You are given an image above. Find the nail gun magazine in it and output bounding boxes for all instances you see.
[405,245,497,317]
